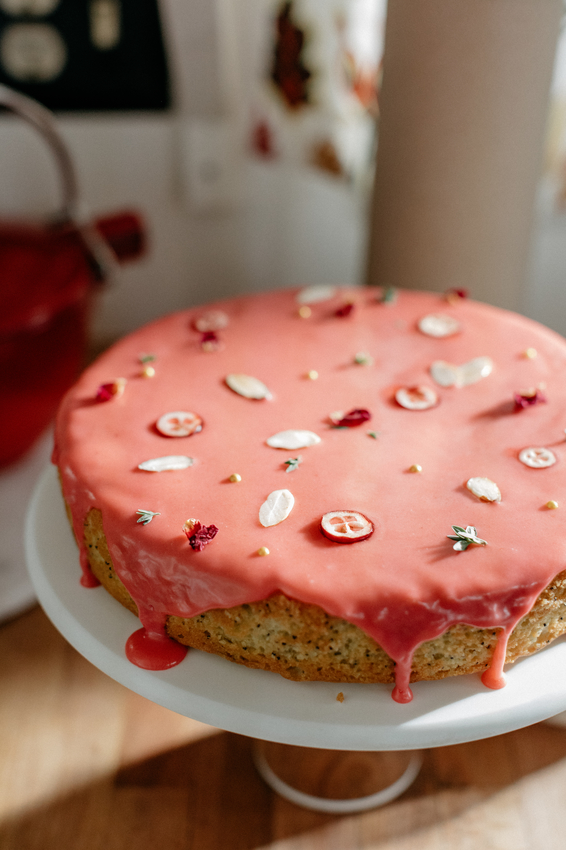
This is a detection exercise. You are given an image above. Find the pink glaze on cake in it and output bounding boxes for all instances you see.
[53,287,566,701]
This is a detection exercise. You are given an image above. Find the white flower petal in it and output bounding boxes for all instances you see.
[466,477,501,502]
[193,310,229,332]
[259,489,295,527]
[138,456,194,472]
[430,361,460,388]
[459,356,493,386]
[225,373,272,400]
[296,285,337,304]
[266,430,321,450]
[418,314,461,338]
[430,357,493,388]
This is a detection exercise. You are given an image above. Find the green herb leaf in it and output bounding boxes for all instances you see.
[136,509,161,525]
[381,286,398,304]
[448,524,487,551]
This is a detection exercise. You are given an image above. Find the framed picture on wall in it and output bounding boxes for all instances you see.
[0,0,170,110]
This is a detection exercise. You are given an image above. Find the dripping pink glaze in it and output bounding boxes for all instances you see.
[53,288,566,693]
[78,545,100,587]
[481,626,511,690]
[126,628,188,669]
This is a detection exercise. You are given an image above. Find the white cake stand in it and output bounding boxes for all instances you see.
[0,431,53,624]
[25,465,566,812]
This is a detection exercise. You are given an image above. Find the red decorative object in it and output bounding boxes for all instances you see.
[320,510,374,543]
[445,287,469,302]
[331,408,371,427]
[252,120,276,158]
[271,1,311,109]
[183,520,219,551]
[514,389,547,410]
[335,302,355,317]
[0,85,145,467]
[96,379,126,402]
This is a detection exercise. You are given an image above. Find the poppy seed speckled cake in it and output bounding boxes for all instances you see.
[53,285,566,703]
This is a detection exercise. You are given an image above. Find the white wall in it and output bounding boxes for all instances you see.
[0,0,368,345]
[0,0,564,344]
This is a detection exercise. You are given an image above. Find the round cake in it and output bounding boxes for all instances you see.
[53,285,566,703]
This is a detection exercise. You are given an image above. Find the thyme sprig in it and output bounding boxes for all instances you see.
[284,456,302,473]
[136,509,161,525]
[447,525,487,552]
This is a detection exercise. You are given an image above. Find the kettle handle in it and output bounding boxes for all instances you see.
[0,83,79,222]
[0,83,118,280]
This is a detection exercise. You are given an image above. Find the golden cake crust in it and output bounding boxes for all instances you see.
[81,505,566,684]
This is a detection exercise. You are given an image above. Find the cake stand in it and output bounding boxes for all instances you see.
[25,465,566,812]
[0,431,52,624]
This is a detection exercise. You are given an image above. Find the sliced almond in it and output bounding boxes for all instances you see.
[266,429,321,450]
[466,477,501,502]
[225,373,272,400]
[138,456,194,472]
[259,489,295,527]
[418,314,461,338]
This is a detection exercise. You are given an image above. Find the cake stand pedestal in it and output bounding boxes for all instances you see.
[251,742,423,813]
[25,466,566,812]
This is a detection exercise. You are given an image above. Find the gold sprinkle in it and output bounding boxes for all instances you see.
[336,692,345,703]
[298,305,312,319]
[257,546,270,556]
[306,369,319,380]
[445,292,459,305]
[229,473,242,483]
[408,464,422,473]
[546,500,559,509]
[141,365,155,378]
[524,348,538,359]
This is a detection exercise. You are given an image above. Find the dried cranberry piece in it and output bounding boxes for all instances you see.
[332,408,371,427]
[445,287,469,300]
[96,378,126,402]
[514,389,546,410]
[184,520,219,551]
[335,302,355,317]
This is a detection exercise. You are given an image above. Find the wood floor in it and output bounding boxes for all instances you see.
[1,605,566,849]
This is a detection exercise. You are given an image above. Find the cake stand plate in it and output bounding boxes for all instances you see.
[0,431,53,624]
[25,465,566,753]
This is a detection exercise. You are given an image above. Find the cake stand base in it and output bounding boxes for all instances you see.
[252,742,423,813]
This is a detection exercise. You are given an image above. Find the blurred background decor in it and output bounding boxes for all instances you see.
[0,0,169,110]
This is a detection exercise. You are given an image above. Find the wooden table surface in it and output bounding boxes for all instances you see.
[1,604,566,850]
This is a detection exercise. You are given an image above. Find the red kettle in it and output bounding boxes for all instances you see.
[0,85,145,468]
